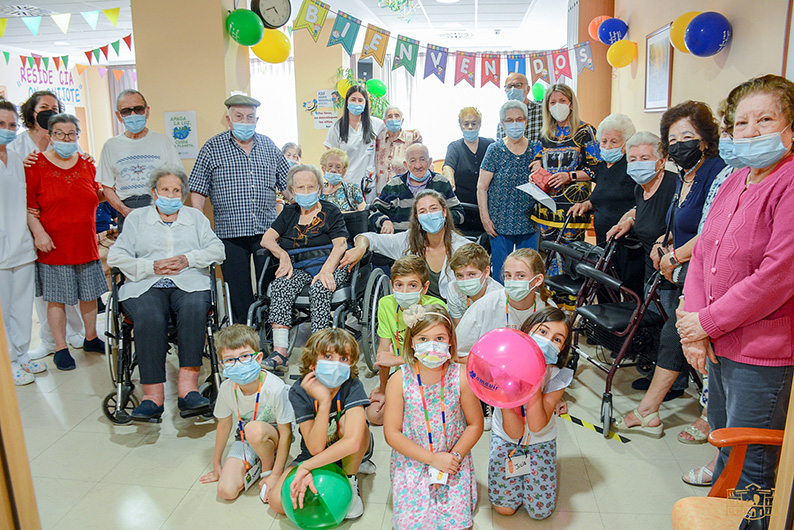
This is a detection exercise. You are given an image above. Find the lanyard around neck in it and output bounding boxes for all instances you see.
[234,372,265,470]
[416,364,447,453]
[314,392,342,424]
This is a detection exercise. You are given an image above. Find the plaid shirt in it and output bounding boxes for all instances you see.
[189,131,289,239]
[368,171,464,231]
[496,99,543,144]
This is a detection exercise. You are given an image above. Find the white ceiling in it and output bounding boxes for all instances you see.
[0,0,567,64]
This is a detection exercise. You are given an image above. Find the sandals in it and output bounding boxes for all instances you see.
[678,414,709,445]
[682,465,713,487]
[261,351,289,374]
[613,408,664,438]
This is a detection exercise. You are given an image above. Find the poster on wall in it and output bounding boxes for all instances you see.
[645,24,673,112]
[313,110,336,129]
[0,60,86,108]
[316,89,335,108]
[164,111,199,159]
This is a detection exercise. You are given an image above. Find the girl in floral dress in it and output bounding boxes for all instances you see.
[383,304,483,530]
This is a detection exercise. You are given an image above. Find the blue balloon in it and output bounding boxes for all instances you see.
[598,18,628,45]
[684,12,732,57]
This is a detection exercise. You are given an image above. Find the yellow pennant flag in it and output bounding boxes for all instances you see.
[102,7,120,27]
[0,18,7,38]
[360,24,390,67]
[50,13,71,34]
[293,0,330,42]
[75,64,87,76]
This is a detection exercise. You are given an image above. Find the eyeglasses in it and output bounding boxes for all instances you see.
[505,83,525,90]
[118,105,146,117]
[221,352,257,369]
[503,117,527,124]
[50,131,78,141]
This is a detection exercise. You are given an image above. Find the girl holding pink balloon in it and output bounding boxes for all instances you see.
[488,307,573,520]
[383,304,483,530]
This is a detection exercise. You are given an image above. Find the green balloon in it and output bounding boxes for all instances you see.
[226,9,265,46]
[532,82,547,102]
[281,464,352,529]
[366,78,387,98]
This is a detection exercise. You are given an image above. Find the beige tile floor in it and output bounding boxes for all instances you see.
[18,317,712,530]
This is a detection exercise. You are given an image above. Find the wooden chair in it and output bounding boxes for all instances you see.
[671,427,784,530]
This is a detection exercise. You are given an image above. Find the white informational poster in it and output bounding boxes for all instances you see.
[316,89,335,108]
[164,110,199,159]
[313,110,337,129]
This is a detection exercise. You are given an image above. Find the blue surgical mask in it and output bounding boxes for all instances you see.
[294,190,319,209]
[411,169,432,183]
[52,140,78,158]
[0,128,16,145]
[627,160,659,185]
[324,172,343,185]
[123,114,147,134]
[222,357,261,385]
[600,146,624,164]
[287,158,298,167]
[155,191,184,215]
[733,130,791,169]
[231,122,256,142]
[507,88,524,101]
[456,276,484,297]
[504,122,525,140]
[530,333,560,364]
[718,137,745,169]
[315,360,351,388]
[417,211,445,234]
[394,290,422,308]
[386,119,402,133]
[462,129,479,142]
[347,103,365,116]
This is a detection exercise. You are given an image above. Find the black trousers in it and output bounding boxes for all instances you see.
[221,235,267,324]
[118,195,153,232]
[122,287,210,385]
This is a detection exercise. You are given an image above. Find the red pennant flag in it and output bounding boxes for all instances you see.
[84,50,93,64]
[529,53,550,84]
[122,34,132,50]
[53,56,61,69]
[32,55,41,69]
[480,53,500,88]
[100,45,109,60]
[551,48,572,81]
[19,55,27,67]
[454,51,476,87]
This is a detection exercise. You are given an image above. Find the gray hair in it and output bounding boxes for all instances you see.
[625,131,664,159]
[596,113,636,143]
[405,143,430,159]
[47,113,80,133]
[287,164,324,190]
[148,164,189,201]
[384,105,403,118]
[499,100,528,122]
[117,89,148,110]
[281,142,302,157]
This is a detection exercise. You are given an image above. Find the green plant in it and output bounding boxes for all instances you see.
[332,67,390,118]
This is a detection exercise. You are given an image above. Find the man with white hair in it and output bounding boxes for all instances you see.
[189,94,291,323]
[496,72,543,143]
[369,143,464,233]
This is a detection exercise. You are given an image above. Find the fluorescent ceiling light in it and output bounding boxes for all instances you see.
[54,41,69,46]
[436,0,460,4]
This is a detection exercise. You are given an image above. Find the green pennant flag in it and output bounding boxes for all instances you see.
[42,57,49,69]
[326,11,361,55]
[392,35,420,76]
[2,52,9,65]
[111,40,120,55]
[92,48,100,62]
[62,55,69,69]
[27,56,35,68]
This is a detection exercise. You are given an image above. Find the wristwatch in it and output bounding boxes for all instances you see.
[451,451,462,461]
[669,253,679,266]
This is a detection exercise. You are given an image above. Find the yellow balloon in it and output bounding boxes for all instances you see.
[607,40,637,68]
[251,29,290,63]
[336,79,352,98]
[670,11,700,53]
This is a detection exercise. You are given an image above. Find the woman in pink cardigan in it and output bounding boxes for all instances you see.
[677,75,794,513]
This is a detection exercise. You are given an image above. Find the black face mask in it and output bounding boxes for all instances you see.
[668,139,702,170]
[35,109,56,130]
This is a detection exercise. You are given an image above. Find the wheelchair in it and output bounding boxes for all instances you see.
[246,211,392,377]
[102,264,230,424]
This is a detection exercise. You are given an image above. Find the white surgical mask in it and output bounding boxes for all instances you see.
[549,103,570,122]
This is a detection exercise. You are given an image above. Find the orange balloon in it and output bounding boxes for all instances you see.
[670,11,701,53]
[607,40,637,68]
[588,16,612,42]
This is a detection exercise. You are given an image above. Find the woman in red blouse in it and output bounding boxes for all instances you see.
[26,114,107,371]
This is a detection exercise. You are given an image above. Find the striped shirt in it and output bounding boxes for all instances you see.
[189,131,289,239]
[368,171,464,231]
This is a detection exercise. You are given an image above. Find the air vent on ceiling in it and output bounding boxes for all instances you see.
[439,31,473,39]
[0,5,53,17]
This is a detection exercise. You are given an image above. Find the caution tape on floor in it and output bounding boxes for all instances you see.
[559,413,631,443]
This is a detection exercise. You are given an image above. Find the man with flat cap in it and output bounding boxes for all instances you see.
[189,94,291,323]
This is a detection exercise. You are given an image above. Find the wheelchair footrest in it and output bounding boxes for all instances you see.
[179,405,213,419]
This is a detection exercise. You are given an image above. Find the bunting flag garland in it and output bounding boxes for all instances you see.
[424,44,448,82]
[113,69,124,81]
[75,64,87,76]
[327,11,361,55]
[84,50,93,64]
[454,51,475,87]
[92,48,100,62]
[2,51,9,65]
[574,42,594,74]
[26,56,34,68]
[506,54,526,76]
[111,40,121,55]
[0,18,7,38]
[42,57,49,69]
[392,35,419,75]
[51,13,71,34]
[19,55,25,67]
[100,45,109,60]
[32,55,41,69]
[123,34,133,50]
[130,71,137,82]
[81,10,100,30]
[294,0,330,42]
[98,67,108,79]
[61,56,68,69]
[529,53,551,84]
[481,53,500,87]
[21,16,42,36]
[551,47,572,81]
[52,56,60,69]
[102,8,121,27]
[360,24,390,66]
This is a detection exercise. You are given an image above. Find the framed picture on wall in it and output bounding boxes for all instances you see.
[645,24,673,112]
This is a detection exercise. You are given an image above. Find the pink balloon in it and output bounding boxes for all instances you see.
[466,328,546,408]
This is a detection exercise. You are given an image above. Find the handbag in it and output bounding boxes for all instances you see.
[530,167,553,192]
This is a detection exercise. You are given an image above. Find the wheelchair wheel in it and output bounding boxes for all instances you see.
[361,268,390,373]
[601,394,613,438]
[105,301,121,385]
[102,389,139,425]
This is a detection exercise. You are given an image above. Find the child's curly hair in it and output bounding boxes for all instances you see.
[401,304,458,365]
[300,328,361,378]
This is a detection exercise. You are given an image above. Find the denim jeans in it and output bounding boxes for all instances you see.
[490,232,539,284]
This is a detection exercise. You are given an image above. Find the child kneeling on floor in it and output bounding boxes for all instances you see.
[270,328,375,520]
[489,307,573,520]
[200,324,295,503]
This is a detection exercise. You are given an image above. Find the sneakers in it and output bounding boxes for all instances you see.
[12,366,35,386]
[21,360,47,374]
[53,348,76,371]
[28,343,54,360]
[483,404,493,431]
[345,475,364,520]
[82,337,105,354]
[358,459,377,475]
[68,333,85,349]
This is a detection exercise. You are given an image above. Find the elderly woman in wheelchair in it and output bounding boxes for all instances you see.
[107,165,225,422]
[259,164,350,372]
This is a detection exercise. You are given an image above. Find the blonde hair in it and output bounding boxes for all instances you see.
[458,106,482,123]
[215,324,259,356]
[319,148,349,169]
[504,248,551,302]
[300,328,360,379]
[541,83,581,141]
[402,304,458,365]
[391,255,429,286]
[449,243,490,273]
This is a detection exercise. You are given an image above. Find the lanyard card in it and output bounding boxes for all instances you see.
[243,460,262,491]
[428,465,449,485]
[505,454,532,478]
